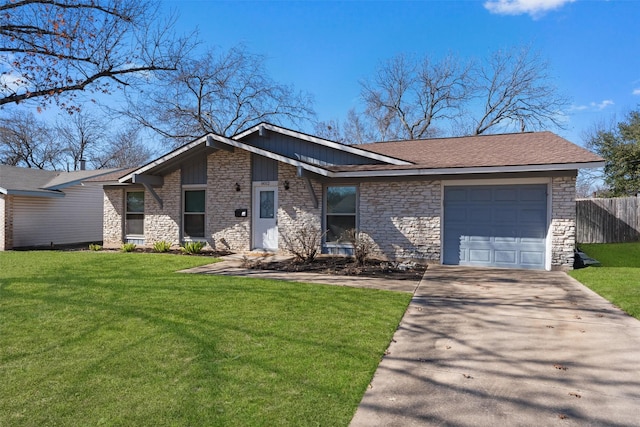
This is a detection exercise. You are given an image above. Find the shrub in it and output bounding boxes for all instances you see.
[280,211,326,263]
[153,240,172,253]
[88,243,102,251]
[121,243,137,253]
[341,229,376,266]
[181,241,206,255]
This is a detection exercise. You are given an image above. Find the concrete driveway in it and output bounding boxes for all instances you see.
[351,266,640,427]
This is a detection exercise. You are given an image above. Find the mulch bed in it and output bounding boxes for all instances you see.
[245,256,427,280]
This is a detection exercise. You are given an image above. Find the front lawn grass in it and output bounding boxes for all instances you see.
[569,242,640,319]
[0,251,411,426]
[0,252,410,426]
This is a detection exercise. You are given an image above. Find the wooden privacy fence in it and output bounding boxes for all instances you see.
[576,196,640,243]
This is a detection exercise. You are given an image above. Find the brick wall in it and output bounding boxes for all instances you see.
[551,174,577,269]
[277,164,323,253]
[144,169,181,246]
[360,180,441,261]
[207,149,252,251]
[103,188,123,248]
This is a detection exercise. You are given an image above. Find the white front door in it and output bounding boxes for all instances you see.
[252,184,278,251]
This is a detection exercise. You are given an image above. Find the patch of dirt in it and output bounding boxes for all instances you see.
[245,256,427,280]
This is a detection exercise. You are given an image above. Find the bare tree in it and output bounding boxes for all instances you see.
[472,46,568,135]
[55,111,106,170]
[0,0,190,111]
[343,47,569,142]
[359,53,472,141]
[94,125,154,168]
[0,111,60,169]
[313,119,345,143]
[343,108,386,144]
[124,45,315,146]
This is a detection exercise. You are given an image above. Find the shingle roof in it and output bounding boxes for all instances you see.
[344,131,603,171]
[0,165,125,196]
[83,167,137,183]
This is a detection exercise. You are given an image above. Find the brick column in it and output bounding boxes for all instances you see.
[551,174,577,269]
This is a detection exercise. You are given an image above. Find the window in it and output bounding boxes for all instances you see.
[259,190,275,219]
[325,186,357,243]
[126,191,144,236]
[184,189,205,238]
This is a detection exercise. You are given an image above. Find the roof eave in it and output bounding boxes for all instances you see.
[119,136,210,183]
[233,122,412,166]
[44,168,128,191]
[3,189,65,198]
[119,133,334,183]
[329,161,606,178]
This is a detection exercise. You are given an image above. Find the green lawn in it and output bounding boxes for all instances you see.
[569,242,640,319]
[0,251,411,426]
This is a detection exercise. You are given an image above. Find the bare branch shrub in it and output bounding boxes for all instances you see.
[341,229,377,266]
[280,211,326,263]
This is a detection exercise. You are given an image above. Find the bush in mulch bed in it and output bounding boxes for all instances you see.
[244,255,427,280]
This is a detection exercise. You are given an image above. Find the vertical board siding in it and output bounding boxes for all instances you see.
[251,154,278,181]
[12,183,105,247]
[181,156,207,185]
[240,132,381,166]
[576,197,640,243]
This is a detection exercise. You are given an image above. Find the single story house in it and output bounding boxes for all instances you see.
[0,165,124,250]
[103,123,604,270]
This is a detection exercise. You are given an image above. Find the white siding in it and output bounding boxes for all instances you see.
[0,194,5,250]
[12,183,104,247]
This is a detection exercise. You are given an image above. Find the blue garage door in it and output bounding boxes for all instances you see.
[443,184,548,270]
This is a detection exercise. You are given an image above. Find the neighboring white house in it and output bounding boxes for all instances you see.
[102,123,605,270]
[0,165,125,250]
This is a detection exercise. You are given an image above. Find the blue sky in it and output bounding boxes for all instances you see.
[161,0,640,146]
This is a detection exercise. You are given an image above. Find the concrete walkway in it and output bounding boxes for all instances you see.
[180,253,421,293]
[350,266,640,427]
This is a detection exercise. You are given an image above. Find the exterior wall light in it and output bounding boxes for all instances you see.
[283,180,290,190]
[235,182,241,192]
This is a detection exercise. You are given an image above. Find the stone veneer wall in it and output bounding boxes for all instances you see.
[144,169,181,246]
[277,164,323,253]
[0,194,12,250]
[359,180,441,261]
[103,188,123,248]
[551,174,577,269]
[207,149,252,251]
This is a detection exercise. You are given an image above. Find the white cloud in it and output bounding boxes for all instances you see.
[484,0,575,18]
[595,100,614,110]
[633,88,640,96]
[570,100,615,112]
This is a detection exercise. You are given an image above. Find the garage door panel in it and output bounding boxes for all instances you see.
[470,188,492,201]
[520,208,546,223]
[495,250,517,263]
[494,236,517,243]
[472,208,492,223]
[521,251,545,265]
[469,249,491,262]
[520,236,546,244]
[444,184,548,270]
[446,188,468,201]
[468,236,490,244]
[495,208,518,223]
[495,188,518,201]
[520,187,547,201]
[446,207,468,222]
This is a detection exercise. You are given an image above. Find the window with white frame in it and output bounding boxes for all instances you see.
[183,189,205,238]
[125,191,144,236]
[325,186,357,243]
